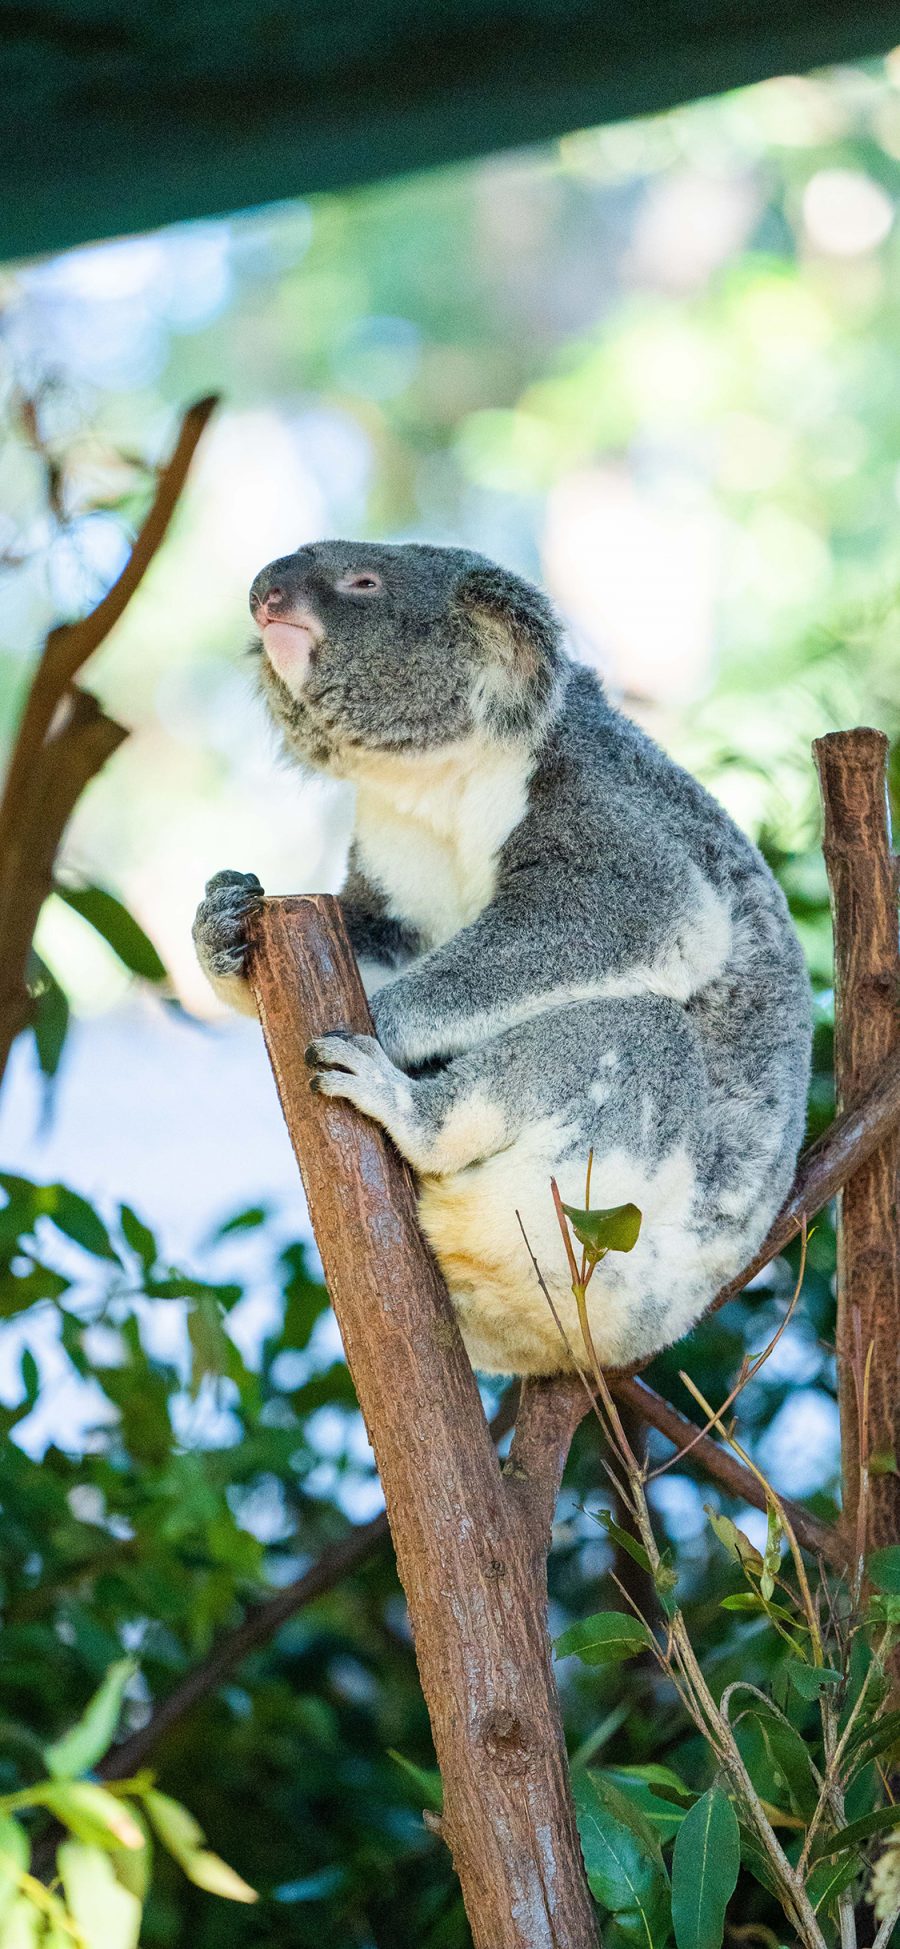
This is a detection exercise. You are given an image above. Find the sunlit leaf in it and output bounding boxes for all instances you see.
[45,1658,135,1779]
[183,1851,257,1903]
[671,1788,739,1949]
[704,1508,764,1574]
[555,1611,652,1666]
[0,1897,41,1948]
[144,1791,202,1867]
[42,1782,145,1852]
[57,1841,141,1949]
[0,1813,28,1924]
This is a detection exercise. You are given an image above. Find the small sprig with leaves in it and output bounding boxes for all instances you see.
[0,1659,255,1949]
[522,1164,900,1949]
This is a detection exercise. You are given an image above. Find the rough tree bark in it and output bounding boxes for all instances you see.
[815,729,900,1554]
[249,896,598,1949]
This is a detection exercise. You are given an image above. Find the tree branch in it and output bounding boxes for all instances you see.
[0,396,218,1089]
[608,1374,846,1568]
[815,728,900,1560]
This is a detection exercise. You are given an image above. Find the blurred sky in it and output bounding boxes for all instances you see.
[4,60,900,1494]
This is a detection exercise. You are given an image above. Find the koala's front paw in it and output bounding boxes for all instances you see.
[192,870,264,983]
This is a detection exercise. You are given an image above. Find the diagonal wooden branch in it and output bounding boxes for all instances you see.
[248,895,597,1949]
[608,1374,846,1568]
[0,395,218,1089]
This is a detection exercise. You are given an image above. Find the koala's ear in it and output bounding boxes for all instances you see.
[456,565,562,736]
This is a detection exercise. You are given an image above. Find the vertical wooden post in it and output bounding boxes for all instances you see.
[814,729,900,1552]
[249,896,597,1949]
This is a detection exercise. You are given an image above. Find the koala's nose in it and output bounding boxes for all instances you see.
[249,571,286,622]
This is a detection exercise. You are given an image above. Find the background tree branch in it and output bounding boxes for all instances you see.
[0,394,217,1088]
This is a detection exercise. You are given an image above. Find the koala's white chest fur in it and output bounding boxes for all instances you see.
[351,738,531,949]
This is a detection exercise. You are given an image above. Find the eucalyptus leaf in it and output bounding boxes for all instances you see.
[787,1661,842,1701]
[555,1611,651,1666]
[57,1841,141,1949]
[574,1771,671,1946]
[45,1658,135,1779]
[805,1854,860,1915]
[41,1781,145,1852]
[671,1788,740,1949]
[561,1201,642,1263]
[869,1545,900,1594]
[387,1749,444,1812]
[0,1812,28,1924]
[55,885,167,982]
[704,1508,764,1574]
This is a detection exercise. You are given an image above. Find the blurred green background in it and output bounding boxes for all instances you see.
[2,51,900,1948]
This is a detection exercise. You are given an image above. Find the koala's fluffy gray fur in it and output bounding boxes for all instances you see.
[193,539,811,1377]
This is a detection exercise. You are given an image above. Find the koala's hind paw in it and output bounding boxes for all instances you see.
[192,869,264,980]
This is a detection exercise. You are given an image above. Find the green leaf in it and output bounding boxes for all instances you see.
[144,1790,202,1867]
[671,1788,739,1949]
[143,1793,254,1903]
[213,1206,270,1237]
[806,1854,861,1915]
[26,951,69,1080]
[761,1502,782,1603]
[41,1782,145,1852]
[601,1771,687,1843]
[869,1452,898,1478]
[57,1841,141,1949]
[119,1206,157,1273]
[55,885,167,981]
[562,1201,642,1264]
[0,1897,42,1947]
[704,1508,764,1574]
[0,1813,28,1924]
[574,1772,671,1947]
[869,1546,900,1594]
[387,1750,443,1812]
[596,1510,652,1574]
[811,1802,900,1860]
[182,1851,257,1903]
[45,1658,135,1778]
[555,1611,652,1667]
[846,1709,900,1777]
[719,1593,800,1624]
[787,1661,842,1701]
[44,1186,119,1263]
[739,1706,819,1820]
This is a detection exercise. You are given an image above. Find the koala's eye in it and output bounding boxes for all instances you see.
[337,570,383,596]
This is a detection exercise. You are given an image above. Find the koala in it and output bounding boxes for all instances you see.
[193,540,811,1378]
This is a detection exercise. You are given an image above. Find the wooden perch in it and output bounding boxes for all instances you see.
[249,896,597,1949]
[815,729,900,1551]
[0,394,217,1088]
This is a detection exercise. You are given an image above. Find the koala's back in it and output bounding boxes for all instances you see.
[415,668,811,1373]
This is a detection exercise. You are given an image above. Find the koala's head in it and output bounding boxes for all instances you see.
[248,539,563,772]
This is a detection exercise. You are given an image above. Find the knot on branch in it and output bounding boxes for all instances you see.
[480,1707,529,1775]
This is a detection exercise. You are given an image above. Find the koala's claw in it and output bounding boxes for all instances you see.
[305,1032,398,1120]
[192,869,264,981]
